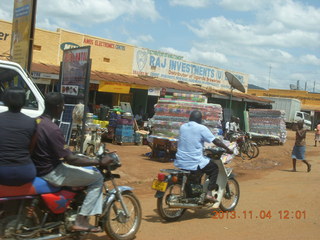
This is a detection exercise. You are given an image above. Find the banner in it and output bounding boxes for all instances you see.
[10,0,36,71]
[148,87,161,96]
[60,46,91,99]
[132,47,249,92]
[99,82,130,94]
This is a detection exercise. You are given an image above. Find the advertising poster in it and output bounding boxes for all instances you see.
[10,0,36,71]
[60,46,91,99]
[132,47,249,92]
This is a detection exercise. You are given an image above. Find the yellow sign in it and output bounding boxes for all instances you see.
[131,84,149,90]
[99,82,131,94]
[11,0,35,70]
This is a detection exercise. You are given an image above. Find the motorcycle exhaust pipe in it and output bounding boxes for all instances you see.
[168,202,202,209]
[29,234,63,240]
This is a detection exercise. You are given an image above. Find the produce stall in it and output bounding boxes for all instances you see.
[149,93,223,161]
[248,109,287,145]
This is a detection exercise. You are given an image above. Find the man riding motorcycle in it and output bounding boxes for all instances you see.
[31,92,113,232]
[174,110,233,202]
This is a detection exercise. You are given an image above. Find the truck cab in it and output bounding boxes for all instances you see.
[294,111,311,130]
[0,60,44,117]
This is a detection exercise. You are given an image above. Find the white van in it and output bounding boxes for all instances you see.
[0,60,44,117]
[294,111,312,130]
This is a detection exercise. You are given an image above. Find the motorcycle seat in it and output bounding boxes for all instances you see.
[0,177,61,198]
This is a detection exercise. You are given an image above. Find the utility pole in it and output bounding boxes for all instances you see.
[313,81,316,92]
[305,81,307,91]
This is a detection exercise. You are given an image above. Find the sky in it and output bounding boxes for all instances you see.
[1,0,320,91]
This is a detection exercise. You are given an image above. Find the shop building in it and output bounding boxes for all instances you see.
[1,20,205,115]
[1,19,270,119]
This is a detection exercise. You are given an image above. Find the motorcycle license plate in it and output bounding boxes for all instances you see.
[152,179,168,192]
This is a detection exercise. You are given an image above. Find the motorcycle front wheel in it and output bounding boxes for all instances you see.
[104,191,141,240]
[219,177,240,212]
[157,183,186,222]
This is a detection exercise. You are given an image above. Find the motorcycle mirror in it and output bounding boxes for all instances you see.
[97,143,105,156]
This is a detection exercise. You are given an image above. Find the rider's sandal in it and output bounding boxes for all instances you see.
[70,225,102,233]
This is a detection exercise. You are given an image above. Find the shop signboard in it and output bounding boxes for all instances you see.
[148,87,161,96]
[60,46,91,152]
[10,0,36,71]
[60,46,91,99]
[132,47,248,92]
[98,81,130,94]
[60,42,80,51]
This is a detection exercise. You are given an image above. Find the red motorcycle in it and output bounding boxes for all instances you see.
[0,148,142,240]
[227,132,259,160]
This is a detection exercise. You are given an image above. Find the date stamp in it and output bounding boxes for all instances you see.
[212,210,306,220]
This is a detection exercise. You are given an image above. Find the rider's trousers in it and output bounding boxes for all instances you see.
[41,163,104,216]
[199,161,219,191]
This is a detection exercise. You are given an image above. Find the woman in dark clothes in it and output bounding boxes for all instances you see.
[0,87,37,186]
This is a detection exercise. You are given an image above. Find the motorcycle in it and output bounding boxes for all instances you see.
[151,147,240,222]
[227,131,259,160]
[0,146,142,240]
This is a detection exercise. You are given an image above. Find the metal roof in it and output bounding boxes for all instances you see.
[30,62,270,103]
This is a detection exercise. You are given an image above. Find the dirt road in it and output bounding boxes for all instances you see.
[84,130,320,240]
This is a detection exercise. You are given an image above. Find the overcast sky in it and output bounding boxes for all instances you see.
[1,0,320,91]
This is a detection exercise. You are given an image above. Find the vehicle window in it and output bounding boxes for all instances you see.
[296,112,303,118]
[304,113,311,121]
[0,67,38,109]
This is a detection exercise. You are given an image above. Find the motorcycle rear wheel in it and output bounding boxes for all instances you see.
[240,142,255,160]
[104,191,141,240]
[251,143,260,158]
[219,177,240,212]
[157,183,186,222]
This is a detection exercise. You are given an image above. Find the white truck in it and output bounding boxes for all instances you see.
[263,96,312,130]
[0,60,44,117]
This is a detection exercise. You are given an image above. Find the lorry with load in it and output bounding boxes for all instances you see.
[262,96,311,130]
[0,59,44,117]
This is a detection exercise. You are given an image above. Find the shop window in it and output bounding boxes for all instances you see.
[103,57,110,63]
[33,45,42,51]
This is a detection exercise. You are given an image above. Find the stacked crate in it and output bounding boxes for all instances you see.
[248,109,287,143]
[114,117,134,144]
[150,93,223,138]
[106,111,120,140]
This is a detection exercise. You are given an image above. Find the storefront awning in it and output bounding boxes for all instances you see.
[302,104,320,112]
[91,70,206,93]
[205,88,272,104]
[31,62,60,75]
[30,62,270,104]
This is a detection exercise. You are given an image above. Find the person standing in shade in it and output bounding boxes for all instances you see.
[291,120,311,172]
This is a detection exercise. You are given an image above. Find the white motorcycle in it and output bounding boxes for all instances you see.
[152,147,240,221]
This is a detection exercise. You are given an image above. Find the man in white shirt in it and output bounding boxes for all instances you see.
[175,110,233,202]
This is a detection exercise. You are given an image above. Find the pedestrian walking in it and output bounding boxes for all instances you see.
[291,120,311,172]
[314,121,320,147]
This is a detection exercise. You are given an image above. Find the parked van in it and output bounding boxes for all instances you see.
[0,60,44,117]
[263,97,312,130]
